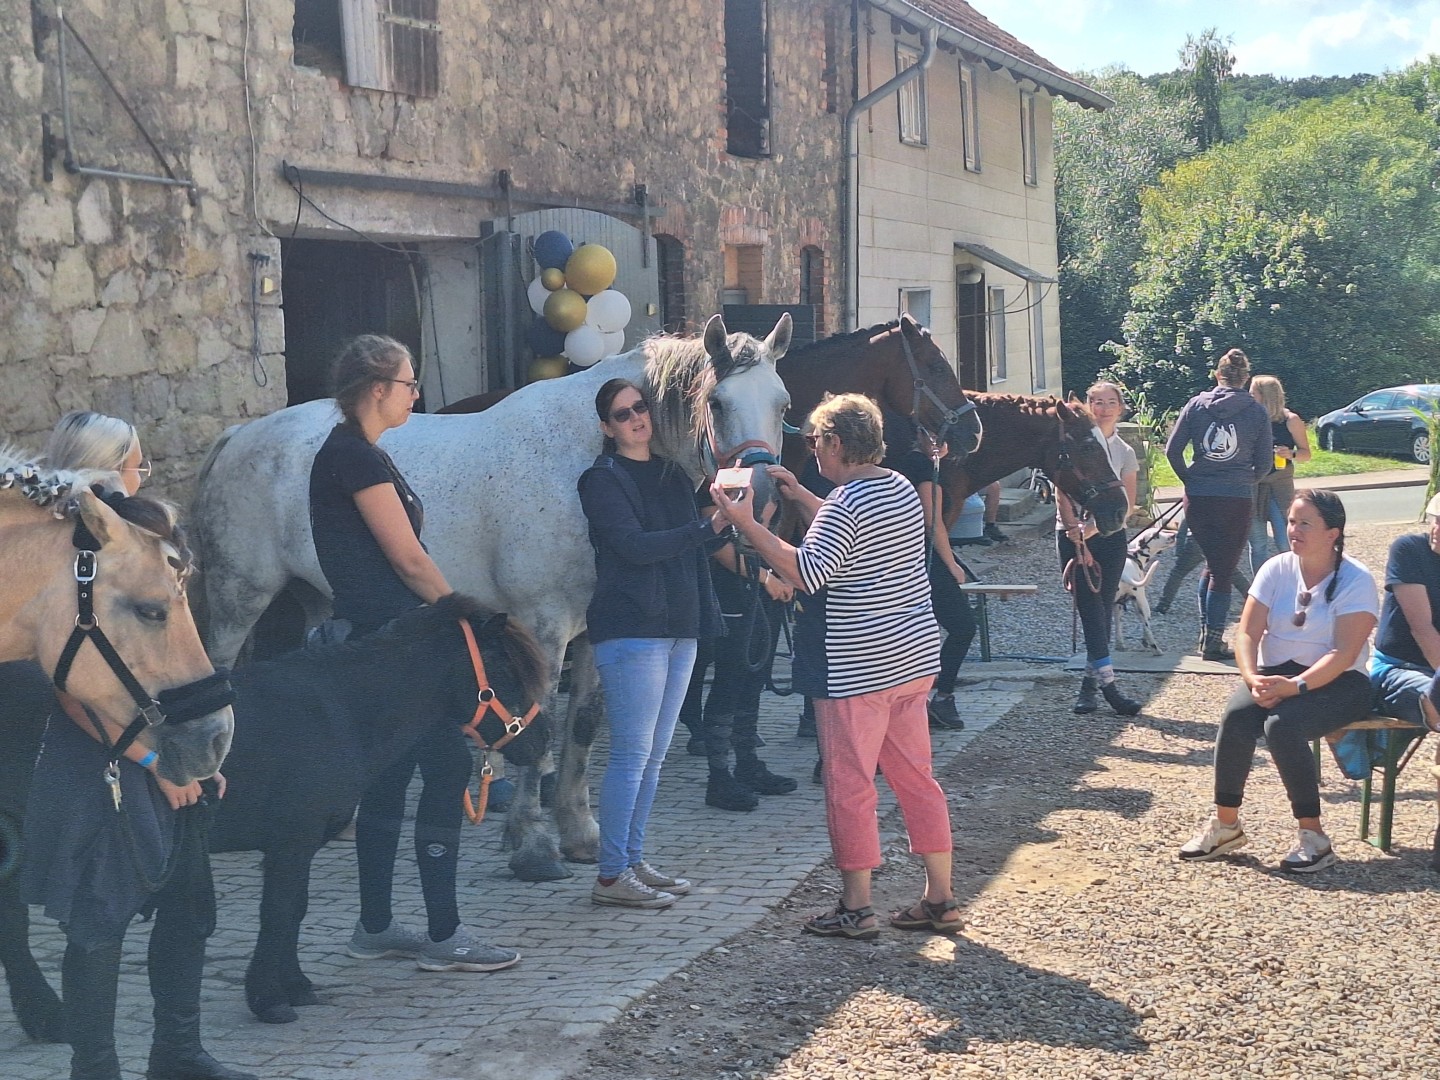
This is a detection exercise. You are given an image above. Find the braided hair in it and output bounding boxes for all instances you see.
[1294,488,1347,602]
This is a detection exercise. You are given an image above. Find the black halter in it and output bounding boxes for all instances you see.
[1053,429,1125,510]
[51,516,235,767]
[899,328,978,460]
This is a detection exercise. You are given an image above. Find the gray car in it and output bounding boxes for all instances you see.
[1314,384,1440,464]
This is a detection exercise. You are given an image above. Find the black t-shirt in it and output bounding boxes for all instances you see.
[1376,532,1440,668]
[309,424,425,634]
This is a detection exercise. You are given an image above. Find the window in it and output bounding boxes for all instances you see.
[1357,391,1396,411]
[332,0,442,97]
[896,45,927,146]
[799,246,826,335]
[1020,90,1038,185]
[656,235,687,333]
[724,244,764,304]
[1029,283,1046,389]
[725,0,771,157]
[988,286,1007,381]
[901,287,931,328]
[294,0,344,74]
[960,63,981,172]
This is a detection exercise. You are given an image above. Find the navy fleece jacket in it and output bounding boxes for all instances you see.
[1165,385,1273,499]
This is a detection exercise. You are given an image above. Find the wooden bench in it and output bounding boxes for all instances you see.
[1313,715,1432,852]
[958,583,1038,662]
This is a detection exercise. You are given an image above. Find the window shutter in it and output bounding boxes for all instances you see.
[340,0,441,96]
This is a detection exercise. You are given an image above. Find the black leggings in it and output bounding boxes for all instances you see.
[929,562,978,694]
[1056,528,1128,664]
[355,721,471,940]
[1185,494,1254,631]
[1214,663,1372,820]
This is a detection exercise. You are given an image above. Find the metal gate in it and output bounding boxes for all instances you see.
[481,208,660,390]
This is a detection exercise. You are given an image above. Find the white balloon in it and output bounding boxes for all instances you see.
[526,276,550,317]
[586,289,632,333]
[600,329,626,357]
[564,324,608,368]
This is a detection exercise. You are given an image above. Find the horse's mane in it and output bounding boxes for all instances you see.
[974,393,1097,431]
[0,444,119,511]
[640,330,769,453]
[293,594,551,706]
[781,318,908,363]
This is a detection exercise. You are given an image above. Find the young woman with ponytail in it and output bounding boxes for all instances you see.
[1179,490,1377,873]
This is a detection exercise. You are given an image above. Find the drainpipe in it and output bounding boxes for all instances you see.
[843,22,936,330]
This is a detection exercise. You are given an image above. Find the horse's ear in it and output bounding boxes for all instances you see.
[1055,400,1075,423]
[75,488,122,548]
[762,312,792,361]
[703,314,730,363]
[1067,390,1085,405]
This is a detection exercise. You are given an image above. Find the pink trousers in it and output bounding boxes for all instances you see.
[815,675,953,871]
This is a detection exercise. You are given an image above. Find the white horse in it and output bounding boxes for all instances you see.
[191,314,792,880]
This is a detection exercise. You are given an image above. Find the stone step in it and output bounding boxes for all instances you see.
[994,486,1040,522]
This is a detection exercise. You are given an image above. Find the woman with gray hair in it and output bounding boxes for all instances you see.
[712,393,961,940]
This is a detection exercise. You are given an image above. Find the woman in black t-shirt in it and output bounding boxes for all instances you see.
[310,334,519,974]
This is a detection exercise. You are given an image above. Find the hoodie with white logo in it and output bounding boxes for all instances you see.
[1165,385,1273,499]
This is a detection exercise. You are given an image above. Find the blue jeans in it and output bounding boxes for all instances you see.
[1249,488,1290,570]
[594,637,698,878]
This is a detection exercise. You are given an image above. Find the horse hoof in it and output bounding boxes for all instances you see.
[511,857,574,882]
[287,988,320,1007]
[562,850,599,865]
[254,1002,298,1024]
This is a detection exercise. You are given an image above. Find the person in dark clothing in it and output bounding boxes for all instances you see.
[578,378,729,908]
[1056,383,1143,715]
[312,335,519,974]
[1153,519,1251,616]
[1165,348,1273,660]
[18,411,254,1080]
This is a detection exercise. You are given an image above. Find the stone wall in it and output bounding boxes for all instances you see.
[0,0,849,496]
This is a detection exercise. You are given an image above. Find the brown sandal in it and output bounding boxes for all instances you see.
[889,897,964,934]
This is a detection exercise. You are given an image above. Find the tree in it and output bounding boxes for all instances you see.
[1054,69,1196,391]
[1105,93,1440,417]
[1179,29,1235,150]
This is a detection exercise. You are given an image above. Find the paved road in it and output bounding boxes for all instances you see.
[3,670,1033,1080]
[1157,466,1429,527]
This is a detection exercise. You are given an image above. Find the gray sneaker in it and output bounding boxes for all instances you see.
[592,867,678,908]
[631,860,691,895]
[416,925,521,972]
[346,920,430,960]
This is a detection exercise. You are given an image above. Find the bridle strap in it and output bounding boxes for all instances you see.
[1051,422,1124,512]
[900,327,977,451]
[458,619,540,825]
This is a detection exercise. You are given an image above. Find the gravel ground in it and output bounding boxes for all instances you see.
[575,519,1440,1080]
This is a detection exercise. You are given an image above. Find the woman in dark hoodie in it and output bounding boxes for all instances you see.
[1166,349,1274,659]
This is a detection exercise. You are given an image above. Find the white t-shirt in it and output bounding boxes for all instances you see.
[1055,428,1138,529]
[1249,552,1378,673]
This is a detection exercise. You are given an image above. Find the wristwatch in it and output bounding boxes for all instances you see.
[1294,678,1309,695]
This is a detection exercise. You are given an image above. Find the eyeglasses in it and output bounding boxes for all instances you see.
[122,458,152,481]
[385,378,420,392]
[609,400,650,424]
[1293,589,1313,627]
[804,431,831,450]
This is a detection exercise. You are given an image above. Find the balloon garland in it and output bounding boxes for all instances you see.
[525,229,633,380]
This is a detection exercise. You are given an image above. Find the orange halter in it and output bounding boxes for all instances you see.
[457,619,541,825]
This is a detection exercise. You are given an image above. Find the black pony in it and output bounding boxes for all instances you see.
[2,594,550,1035]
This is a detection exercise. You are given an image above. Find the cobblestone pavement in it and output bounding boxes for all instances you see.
[3,672,1032,1079]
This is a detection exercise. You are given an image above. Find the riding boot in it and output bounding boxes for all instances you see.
[1100,681,1142,717]
[145,925,257,1080]
[733,746,797,795]
[62,937,123,1080]
[796,697,817,739]
[704,713,758,812]
[1073,677,1099,715]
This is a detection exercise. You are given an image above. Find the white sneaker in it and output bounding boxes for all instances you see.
[1178,815,1247,862]
[592,867,677,909]
[630,860,691,895]
[1280,828,1335,873]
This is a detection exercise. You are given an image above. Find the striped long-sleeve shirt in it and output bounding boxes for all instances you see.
[793,470,941,699]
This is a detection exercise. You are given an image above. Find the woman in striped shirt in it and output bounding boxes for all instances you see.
[712,394,961,939]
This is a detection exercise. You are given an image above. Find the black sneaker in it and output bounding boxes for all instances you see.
[983,522,1009,543]
[927,693,965,730]
[735,760,798,795]
[706,772,759,811]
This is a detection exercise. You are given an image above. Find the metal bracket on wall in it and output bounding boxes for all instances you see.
[53,5,198,205]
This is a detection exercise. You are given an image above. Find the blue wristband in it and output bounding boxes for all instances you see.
[137,750,158,769]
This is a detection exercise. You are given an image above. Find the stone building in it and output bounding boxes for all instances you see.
[0,0,1100,492]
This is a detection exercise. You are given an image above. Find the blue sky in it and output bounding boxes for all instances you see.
[977,0,1440,78]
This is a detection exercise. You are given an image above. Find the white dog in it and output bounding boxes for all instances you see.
[1113,525,1178,653]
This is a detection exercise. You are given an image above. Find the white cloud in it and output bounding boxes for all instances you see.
[1233,0,1440,74]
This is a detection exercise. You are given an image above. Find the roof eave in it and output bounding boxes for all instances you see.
[871,0,1114,111]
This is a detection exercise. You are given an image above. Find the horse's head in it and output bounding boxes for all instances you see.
[438,596,551,768]
[884,316,982,463]
[1046,402,1129,536]
[692,313,792,519]
[27,490,234,784]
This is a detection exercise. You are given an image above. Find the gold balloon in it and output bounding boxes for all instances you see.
[543,288,588,333]
[565,244,617,296]
[528,356,569,382]
[540,267,566,291]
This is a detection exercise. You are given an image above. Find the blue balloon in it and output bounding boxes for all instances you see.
[527,316,567,357]
[533,230,574,271]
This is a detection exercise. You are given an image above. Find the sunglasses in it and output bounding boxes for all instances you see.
[122,458,153,481]
[804,431,830,450]
[1293,589,1313,628]
[385,378,420,392]
[609,399,650,424]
